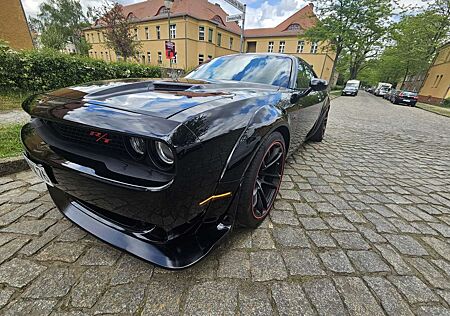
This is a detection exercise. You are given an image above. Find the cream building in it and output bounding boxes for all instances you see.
[84,0,336,81]
[418,42,450,105]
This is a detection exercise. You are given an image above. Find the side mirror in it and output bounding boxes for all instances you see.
[310,78,328,91]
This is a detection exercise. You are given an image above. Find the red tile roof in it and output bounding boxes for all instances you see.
[244,3,317,38]
[89,1,317,37]
[92,0,242,34]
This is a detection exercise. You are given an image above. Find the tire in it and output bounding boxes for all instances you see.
[392,98,398,105]
[309,109,329,142]
[236,132,286,228]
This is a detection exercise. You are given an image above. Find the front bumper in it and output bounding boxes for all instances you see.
[48,185,235,269]
[21,119,241,269]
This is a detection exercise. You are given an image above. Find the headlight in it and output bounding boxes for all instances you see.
[130,137,146,155]
[155,141,174,165]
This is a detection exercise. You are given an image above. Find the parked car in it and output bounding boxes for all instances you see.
[375,87,390,97]
[342,79,360,96]
[384,89,396,100]
[21,53,330,269]
[390,90,418,106]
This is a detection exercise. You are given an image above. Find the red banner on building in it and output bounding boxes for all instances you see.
[165,41,176,59]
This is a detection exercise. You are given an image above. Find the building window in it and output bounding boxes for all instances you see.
[268,41,274,53]
[145,27,149,40]
[156,26,161,39]
[217,33,222,47]
[147,52,151,63]
[101,52,104,59]
[141,55,146,63]
[158,52,162,64]
[98,32,101,42]
[279,41,285,53]
[172,53,177,64]
[434,74,443,88]
[311,41,318,53]
[229,37,233,49]
[199,54,204,65]
[297,40,304,53]
[208,55,213,61]
[199,26,205,41]
[170,24,176,39]
[287,23,301,31]
[208,28,213,43]
[94,51,98,58]
[105,51,109,61]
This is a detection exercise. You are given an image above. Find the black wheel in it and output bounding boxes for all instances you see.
[392,98,398,105]
[309,110,329,142]
[237,132,285,228]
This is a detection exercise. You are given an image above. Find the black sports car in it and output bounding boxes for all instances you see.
[21,53,330,269]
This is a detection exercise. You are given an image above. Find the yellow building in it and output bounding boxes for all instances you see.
[84,0,335,81]
[419,42,450,105]
[0,0,33,50]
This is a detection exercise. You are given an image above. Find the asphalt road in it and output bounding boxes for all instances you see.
[0,91,449,315]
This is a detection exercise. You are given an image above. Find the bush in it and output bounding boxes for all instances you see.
[331,85,344,91]
[443,98,450,107]
[0,48,161,93]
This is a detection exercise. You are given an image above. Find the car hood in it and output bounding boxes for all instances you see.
[40,78,279,119]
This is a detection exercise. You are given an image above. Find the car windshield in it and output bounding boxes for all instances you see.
[346,83,359,88]
[185,55,292,88]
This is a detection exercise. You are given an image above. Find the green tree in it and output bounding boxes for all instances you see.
[31,0,92,54]
[40,24,66,50]
[303,0,393,80]
[360,1,450,86]
[95,2,141,61]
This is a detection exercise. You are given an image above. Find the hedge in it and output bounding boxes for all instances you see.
[0,49,162,93]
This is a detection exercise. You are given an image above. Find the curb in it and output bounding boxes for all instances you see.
[0,156,28,177]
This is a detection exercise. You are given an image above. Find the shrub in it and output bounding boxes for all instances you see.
[443,98,450,107]
[0,48,161,93]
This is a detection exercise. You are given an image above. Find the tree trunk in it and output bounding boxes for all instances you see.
[329,45,342,87]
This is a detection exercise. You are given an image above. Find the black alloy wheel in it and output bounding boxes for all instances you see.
[252,141,284,219]
[237,132,285,228]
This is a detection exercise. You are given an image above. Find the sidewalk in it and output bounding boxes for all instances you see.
[416,102,450,118]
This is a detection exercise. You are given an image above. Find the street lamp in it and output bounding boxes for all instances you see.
[165,0,174,68]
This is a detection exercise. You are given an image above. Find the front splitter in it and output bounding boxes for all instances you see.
[48,186,231,269]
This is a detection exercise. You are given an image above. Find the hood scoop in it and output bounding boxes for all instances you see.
[153,81,205,92]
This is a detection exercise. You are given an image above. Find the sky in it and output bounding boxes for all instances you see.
[21,0,426,29]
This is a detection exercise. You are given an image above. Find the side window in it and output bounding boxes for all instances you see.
[296,61,314,89]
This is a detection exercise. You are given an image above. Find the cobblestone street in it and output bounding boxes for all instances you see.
[0,92,449,315]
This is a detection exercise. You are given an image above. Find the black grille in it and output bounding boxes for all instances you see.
[48,121,126,152]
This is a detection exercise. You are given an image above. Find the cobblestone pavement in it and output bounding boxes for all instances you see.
[0,92,449,315]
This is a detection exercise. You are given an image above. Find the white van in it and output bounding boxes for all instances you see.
[342,80,360,96]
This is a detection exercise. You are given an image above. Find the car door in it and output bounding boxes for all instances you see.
[290,59,325,144]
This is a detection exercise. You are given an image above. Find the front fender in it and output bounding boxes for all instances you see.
[219,104,288,183]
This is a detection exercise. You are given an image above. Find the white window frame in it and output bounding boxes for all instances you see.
[229,37,233,49]
[145,27,149,40]
[279,41,285,53]
[268,41,274,53]
[147,52,151,63]
[297,40,305,53]
[199,26,205,41]
[170,24,176,39]
[311,41,318,54]
[199,54,204,65]
[158,52,162,64]
[156,26,161,39]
